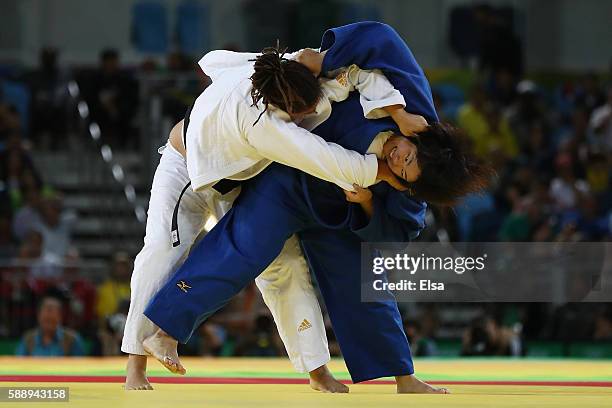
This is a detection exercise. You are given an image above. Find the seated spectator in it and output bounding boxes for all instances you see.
[55,248,97,335]
[498,197,532,241]
[521,122,556,176]
[403,319,438,357]
[505,80,551,152]
[585,153,610,195]
[96,252,131,321]
[559,105,590,147]
[593,308,612,340]
[13,184,52,241]
[96,299,129,356]
[457,86,518,161]
[23,47,68,148]
[17,230,61,280]
[461,315,522,356]
[86,49,138,149]
[0,133,45,211]
[234,314,283,357]
[574,72,605,114]
[36,194,77,260]
[589,86,612,153]
[549,153,590,211]
[0,102,21,148]
[562,193,611,240]
[15,295,85,356]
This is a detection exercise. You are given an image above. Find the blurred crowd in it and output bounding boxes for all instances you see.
[1,4,611,358]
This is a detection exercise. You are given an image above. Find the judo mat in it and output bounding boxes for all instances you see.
[1,357,610,407]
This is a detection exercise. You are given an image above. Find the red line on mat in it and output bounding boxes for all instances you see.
[0,375,611,387]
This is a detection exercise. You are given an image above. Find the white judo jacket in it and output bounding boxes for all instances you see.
[185,50,405,192]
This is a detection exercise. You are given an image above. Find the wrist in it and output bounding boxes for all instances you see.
[360,198,374,218]
[383,104,405,116]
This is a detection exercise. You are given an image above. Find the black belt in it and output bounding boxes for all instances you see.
[170,104,242,247]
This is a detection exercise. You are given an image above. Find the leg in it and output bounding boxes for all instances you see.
[299,228,413,382]
[299,228,448,393]
[144,165,313,346]
[122,145,219,388]
[255,235,347,393]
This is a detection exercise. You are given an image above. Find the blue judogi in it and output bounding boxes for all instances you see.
[145,22,437,382]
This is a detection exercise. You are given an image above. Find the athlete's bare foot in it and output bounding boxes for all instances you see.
[124,354,153,390]
[309,365,349,393]
[396,374,450,394]
[142,329,186,375]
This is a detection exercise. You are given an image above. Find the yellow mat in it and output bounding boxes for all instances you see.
[1,357,610,408]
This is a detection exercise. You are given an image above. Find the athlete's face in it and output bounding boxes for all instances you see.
[382,135,421,182]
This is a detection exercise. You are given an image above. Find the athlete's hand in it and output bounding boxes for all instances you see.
[377,159,409,192]
[296,48,324,77]
[393,110,428,136]
[344,184,373,203]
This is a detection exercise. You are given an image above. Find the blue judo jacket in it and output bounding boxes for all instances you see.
[304,21,439,242]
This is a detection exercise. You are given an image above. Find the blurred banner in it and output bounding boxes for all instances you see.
[361,242,612,302]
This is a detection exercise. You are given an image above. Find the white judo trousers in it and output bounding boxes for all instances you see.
[121,144,330,373]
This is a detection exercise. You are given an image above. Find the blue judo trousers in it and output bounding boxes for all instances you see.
[145,22,438,383]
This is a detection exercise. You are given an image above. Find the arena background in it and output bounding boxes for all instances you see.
[0,0,611,407]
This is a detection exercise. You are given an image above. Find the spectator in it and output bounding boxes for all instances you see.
[593,308,612,340]
[521,122,555,176]
[505,80,550,152]
[15,296,85,356]
[0,133,45,211]
[36,194,77,260]
[55,248,97,335]
[23,47,68,148]
[12,186,44,241]
[458,85,518,161]
[589,86,612,153]
[403,319,438,357]
[461,315,522,356]
[549,153,590,211]
[86,49,138,148]
[234,314,284,357]
[96,252,131,321]
[16,230,58,280]
[96,299,129,356]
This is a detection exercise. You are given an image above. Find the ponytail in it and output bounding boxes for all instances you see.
[249,42,321,125]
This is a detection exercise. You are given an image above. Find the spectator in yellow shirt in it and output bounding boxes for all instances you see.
[458,86,518,161]
[96,252,131,320]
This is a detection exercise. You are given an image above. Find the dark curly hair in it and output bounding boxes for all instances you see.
[249,42,322,125]
[407,123,495,206]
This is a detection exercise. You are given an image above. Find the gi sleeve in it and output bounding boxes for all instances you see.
[345,65,406,119]
[322,65,406,119]
[349,189,427,242]
[198,50,260,81]
[244,111,378,191]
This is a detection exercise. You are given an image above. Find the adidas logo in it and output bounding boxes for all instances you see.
[297,319,312,332]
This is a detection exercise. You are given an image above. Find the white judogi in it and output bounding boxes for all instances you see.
[121,50,404,372]
[187,50,379,192]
